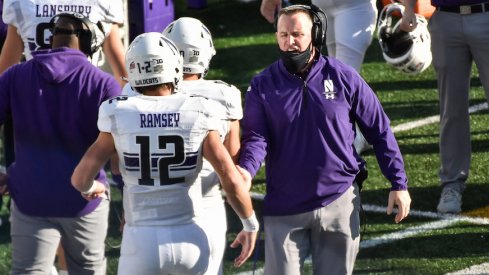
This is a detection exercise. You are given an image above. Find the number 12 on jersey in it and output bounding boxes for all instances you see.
[135,135,185,186]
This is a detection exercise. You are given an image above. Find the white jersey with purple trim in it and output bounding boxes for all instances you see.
[181,79,243,207]
[98,93,221,226]
[121,82,139,97]
[2,0,123,62]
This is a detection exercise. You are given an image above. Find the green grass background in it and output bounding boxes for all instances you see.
[1,0,489,274]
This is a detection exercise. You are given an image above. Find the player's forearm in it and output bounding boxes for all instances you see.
[72,153,106,193]
[220,171,254,219]
[220,169,259,232]
[72,133,114,192]
[102,24,127,87]
[224,120,241,163]
[204,131,254,219]
[0,26,24,74]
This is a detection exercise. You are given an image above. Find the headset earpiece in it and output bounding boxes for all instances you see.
[309,4,327,49]
[49,12,104,57]
[273,4,327,49]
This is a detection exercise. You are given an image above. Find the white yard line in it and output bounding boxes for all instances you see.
[362,204,489,224]
[446,263,489,275]
[391,102,488,133]
[360,219,461,249]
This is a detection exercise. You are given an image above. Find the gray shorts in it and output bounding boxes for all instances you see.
[10,199,109,275]
[263,184,361,275]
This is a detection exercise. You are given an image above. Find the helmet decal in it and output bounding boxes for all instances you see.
[125,32,183,91]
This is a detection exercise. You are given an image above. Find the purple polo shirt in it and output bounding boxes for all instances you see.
[239,56,408,216]
[0,47,120,217]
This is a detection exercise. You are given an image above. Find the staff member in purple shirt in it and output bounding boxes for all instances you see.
[239,4,411,274]
[401,0,489,214]
[0,13,120,274]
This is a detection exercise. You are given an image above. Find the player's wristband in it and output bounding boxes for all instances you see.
[240,211,260,232]
[81,181,97,195]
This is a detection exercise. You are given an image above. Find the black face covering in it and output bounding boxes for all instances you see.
[279,43,312,74]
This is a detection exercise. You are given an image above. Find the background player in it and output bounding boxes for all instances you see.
[0,0,126,83]
[0,4,127,272]
[162,17,244,275]
[0,0,127,180]
[0,12,120,274]
[72,32,259,275]
[401,0,489,214]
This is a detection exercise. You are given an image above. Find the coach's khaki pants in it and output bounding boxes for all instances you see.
[263,184,361,275]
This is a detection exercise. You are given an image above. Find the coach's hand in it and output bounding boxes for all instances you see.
[230,230,258,267]
[399,2,417,32]
[387,190,411,223]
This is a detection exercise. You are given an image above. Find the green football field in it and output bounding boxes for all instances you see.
[1,0,489,274]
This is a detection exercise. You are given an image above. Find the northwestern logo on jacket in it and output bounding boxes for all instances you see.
[323,80,336,100]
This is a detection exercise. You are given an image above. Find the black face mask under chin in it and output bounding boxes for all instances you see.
[279,44,312,74]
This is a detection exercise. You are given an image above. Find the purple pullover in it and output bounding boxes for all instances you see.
[0,48,120,217]
[239,56,408,216]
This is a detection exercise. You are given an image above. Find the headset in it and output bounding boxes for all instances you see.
[37,12,104,57]
[274,4,328,49]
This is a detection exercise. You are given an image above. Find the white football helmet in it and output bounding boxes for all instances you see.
[162,17,216,76]
[377,3,432,75]
[125,32,183,91]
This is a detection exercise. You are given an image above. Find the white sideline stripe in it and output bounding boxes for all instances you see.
[360,219,460,249]
[446,262,489,275]
[362,204,489,225]
[391,102,488,133]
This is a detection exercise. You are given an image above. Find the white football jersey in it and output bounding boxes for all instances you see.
[121,82,139,97]
[181,79,243,208]
[3,0,123,63]
[98,93,221,226]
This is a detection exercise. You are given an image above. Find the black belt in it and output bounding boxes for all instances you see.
[437,3,489,15]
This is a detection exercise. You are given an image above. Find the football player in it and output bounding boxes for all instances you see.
[162,17,244,275]
[0,0,126,82]
[0,4,127,272]
[72,32,259,275]
[0,13,121,274]
[0,0,127,184]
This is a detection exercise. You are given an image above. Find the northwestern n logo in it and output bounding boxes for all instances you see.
[323,80,335,100]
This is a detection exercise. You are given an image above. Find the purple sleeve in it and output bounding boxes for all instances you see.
[104,77,122,100]
[238,84,268,177]
[353,76,408,190]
